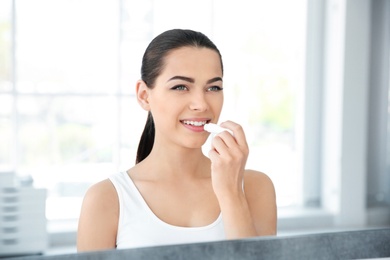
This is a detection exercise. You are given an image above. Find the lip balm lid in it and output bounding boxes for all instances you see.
[204,123,233,135]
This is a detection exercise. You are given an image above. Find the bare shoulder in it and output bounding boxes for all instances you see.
[82,179,118,206]
[78,178,119,219]
[244,169,275,194]
[243,169,277,235]
[77,179,119,251]
[243,169,276,206]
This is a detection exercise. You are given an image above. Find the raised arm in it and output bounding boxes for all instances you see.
[208,121,277,238]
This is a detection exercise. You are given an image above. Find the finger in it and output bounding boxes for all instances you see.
[215,130,237,149]
[211,135,246,165]
[219,121,248,148]
[208,148,219,161]
[210,135,229,156]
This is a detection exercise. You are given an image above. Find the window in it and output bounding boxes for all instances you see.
[0,0,308,226]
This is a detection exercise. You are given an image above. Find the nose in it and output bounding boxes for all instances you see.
[189,91,208,112]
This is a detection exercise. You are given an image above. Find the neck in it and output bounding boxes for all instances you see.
[141,143,210,180]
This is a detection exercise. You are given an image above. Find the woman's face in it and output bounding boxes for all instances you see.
[147,46,224,149]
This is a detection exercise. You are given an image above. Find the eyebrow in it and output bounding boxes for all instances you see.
[167,76,223,84]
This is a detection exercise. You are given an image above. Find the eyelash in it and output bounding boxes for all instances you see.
[170,85,223,92]
[207,86,223,92]
[171,85,188,91]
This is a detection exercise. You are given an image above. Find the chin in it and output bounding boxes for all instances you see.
[184,139,208,149]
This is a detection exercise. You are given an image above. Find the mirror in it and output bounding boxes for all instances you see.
[0,0,389,258]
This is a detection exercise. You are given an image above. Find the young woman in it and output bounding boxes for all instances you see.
[77,29,277,252]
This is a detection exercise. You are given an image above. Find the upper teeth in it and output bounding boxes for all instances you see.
[183,120,207,126]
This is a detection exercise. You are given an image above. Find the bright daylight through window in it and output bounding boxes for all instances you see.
[0,0,307,223]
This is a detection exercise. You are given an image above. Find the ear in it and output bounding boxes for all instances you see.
[136,80,151,111]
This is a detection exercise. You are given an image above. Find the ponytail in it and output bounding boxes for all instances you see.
[136,112,155,164]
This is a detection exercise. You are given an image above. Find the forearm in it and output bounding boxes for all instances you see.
[219,192,258,239]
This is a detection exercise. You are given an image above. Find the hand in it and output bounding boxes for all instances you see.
[208,121,249,200]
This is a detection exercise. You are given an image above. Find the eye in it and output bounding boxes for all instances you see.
[207,86,223,92]
[171,85,188,91]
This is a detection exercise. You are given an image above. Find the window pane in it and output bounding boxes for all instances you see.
[0,0,12,92]
[0,95,12,169]
[16,96,118,219]
[120,1,152,95]
[151,0,214,34]
[214,0,307,206]
[17,96,117,166]
[119,96,145,169]
[15,0,119,94]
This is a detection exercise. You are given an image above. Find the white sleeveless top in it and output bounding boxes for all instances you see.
[109,172,226,249]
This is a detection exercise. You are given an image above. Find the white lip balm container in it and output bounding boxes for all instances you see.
[204,123,233,135]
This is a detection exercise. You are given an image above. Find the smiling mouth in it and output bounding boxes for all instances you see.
[181,120,210,127]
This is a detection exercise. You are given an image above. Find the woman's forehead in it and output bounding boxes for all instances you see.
[161,47,223,78]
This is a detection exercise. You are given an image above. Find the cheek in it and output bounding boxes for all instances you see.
[149,95,183,121]
[209,95,224,113]
[151,98,181,114]
[148,93,167,112]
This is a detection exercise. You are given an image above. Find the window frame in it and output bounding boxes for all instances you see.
[281,0,390,233]
[367,0,390,209]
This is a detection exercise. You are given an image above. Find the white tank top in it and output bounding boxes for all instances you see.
[109,172,225,249]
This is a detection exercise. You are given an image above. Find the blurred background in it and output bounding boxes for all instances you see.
[0,0,389,256]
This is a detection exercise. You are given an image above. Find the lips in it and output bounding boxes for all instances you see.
[180,119,211,132]
[181,120,209,126]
